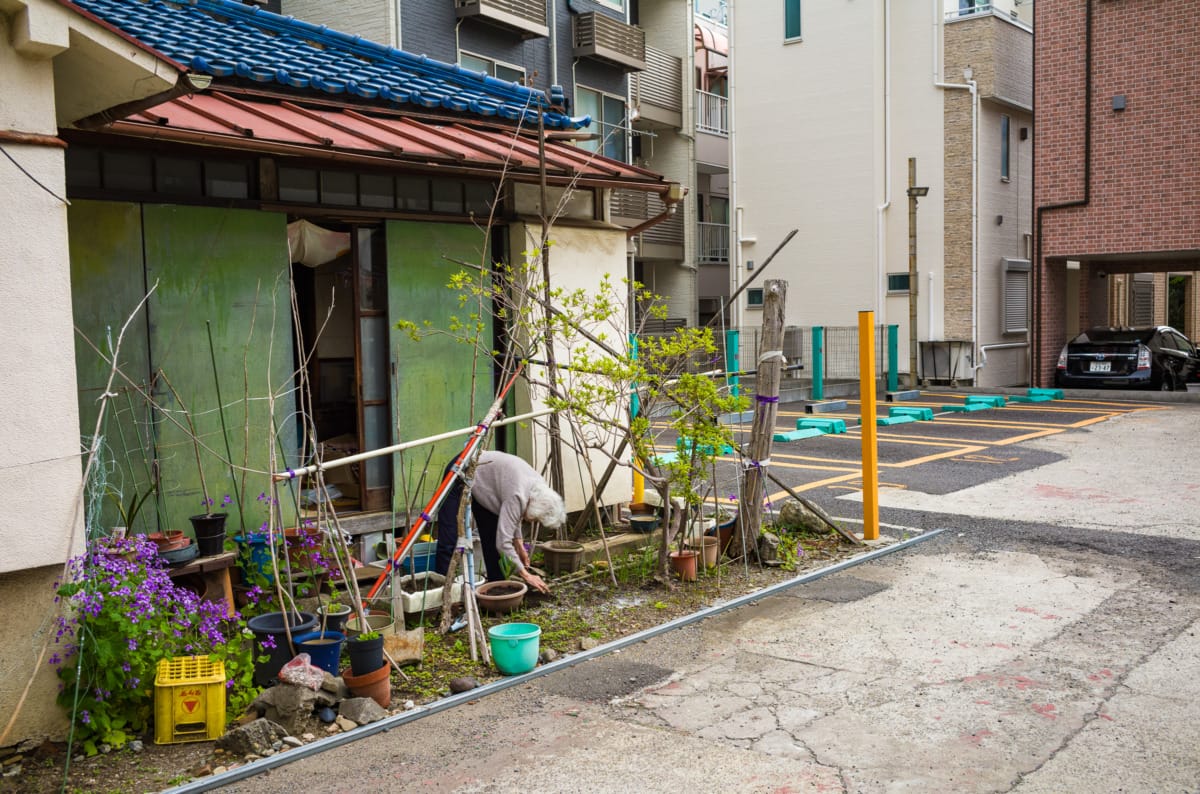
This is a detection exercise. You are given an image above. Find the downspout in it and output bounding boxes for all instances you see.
[728,0,741,330]
[393,0,402,49]
[549,0,558,87]
[1033,0,1092,386]
[931,0,978,378]
[876,0,891,319]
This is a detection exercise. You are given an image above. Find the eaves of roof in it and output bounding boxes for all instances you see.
[64,0,588,130]
[103,91,669,194]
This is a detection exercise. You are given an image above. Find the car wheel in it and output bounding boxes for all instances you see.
[1160,373,1177,391]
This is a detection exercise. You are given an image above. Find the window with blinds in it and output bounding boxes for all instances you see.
[1131,275,1154,326]
[1002,258,1031,334]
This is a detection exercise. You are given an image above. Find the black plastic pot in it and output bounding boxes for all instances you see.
[247,611,318,687]
[190,513,228,558]
[347,633,385,677]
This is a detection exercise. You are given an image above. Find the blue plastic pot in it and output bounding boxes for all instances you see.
[488,622,541,675]
[235,533,275,584]
[247,611,318,686]
[400,541,438,574]
[292,630,346,676]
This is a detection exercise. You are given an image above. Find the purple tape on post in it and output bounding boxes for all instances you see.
[286,468,296,479]
[756,395,780,404]
[420,512,433,523]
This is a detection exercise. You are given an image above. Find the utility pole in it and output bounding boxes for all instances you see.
[739,279,786,560]
[906,158,929,389]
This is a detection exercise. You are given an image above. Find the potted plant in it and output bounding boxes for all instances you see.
[160,373,230,554]
[347,629,385,676]
[317,591,352,634]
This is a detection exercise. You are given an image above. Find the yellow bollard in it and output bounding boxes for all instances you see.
[858,311,880,541]
[632,460,645,504]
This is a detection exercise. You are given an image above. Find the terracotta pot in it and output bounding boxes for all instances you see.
[668,550,699,582]
[475,580,527,615]
[541,540,584,575]
[685,536,720,569]
[283,525,323,568]
[148,530,186,551]
[341,663,391,709]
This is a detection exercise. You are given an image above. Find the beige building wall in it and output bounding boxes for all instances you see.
[281,0,395,47]
[510,221,633,512]
[734,0,946,376]
[0,1,176,747]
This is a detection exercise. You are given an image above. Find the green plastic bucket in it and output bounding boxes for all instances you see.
[488,622,542,675]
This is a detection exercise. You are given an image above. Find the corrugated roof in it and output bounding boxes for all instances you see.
[109,92,668,191]
[66,0,586,130]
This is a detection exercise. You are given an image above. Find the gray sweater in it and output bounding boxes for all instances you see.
[470,451,543,572]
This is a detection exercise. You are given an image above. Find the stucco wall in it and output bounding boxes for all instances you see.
[510,221,633,512]
[0,566,69,746]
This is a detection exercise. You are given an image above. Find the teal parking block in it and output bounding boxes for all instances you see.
[1028,388,1064,400]
[1009,394,1053,403]
[965,395,1007,407]
[797,418,847,434]
[875,414,917,426]
[941,403,990,413]
[652,452,678,465]
[773,428,826,442]
[677,438,736,456]
[889,406,934,421]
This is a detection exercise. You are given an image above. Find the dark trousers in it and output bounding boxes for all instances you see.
[434,459,503,582]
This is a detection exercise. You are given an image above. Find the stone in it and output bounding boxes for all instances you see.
[321,673,351,700]
[403,700,415,711]
[335,715,358,732]
[316,706,336,723]
[2,765,21,778]
[449,676,480,693]
[580,637,599,651]
[777,500,831,534]
[539,648,560,664]
[216,718,288,757]
[301,732,316,742]
[99,744,112,755]
[325,724,341,734]
[212,766,227,775]
[261,749,276,757]
[282,736,303,748]
[757,531,780,565]
[250,684,320,735]
[340,697,387,725]
[271,740,283,751]
[128,740,144,753]
[191,763,213,777]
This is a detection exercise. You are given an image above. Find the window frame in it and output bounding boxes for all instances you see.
[784,0,802,42]
[1001,258,1031,334]
[887,272,912,295]
[1000,114,1011,182]
[747,287,765,308]
[458,51,526,85]
[575,84,629,163]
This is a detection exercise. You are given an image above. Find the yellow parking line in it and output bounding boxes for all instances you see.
[989,428,1066,445]
[882,445,988,467]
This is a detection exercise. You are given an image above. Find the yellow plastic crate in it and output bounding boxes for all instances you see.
[154,655,226,744]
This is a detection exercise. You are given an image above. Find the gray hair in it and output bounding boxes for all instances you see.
[526,481,567,529]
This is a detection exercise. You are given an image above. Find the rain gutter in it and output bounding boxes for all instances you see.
[167,528,947,793]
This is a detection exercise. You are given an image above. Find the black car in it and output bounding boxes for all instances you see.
[1055,326,1200,391]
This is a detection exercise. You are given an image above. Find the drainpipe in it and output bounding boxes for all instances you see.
[931,0,978,382]
[876,0,892,320]
[728,0,741,331]
[549,0,558,87]
[1033,1,1092,386]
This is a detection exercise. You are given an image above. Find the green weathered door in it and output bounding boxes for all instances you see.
[142,205,293,533]
[69,201,156,534]
[387,220,494,510]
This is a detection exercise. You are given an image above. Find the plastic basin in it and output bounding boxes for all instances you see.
[488,622,541,675]
[292,630,345,675]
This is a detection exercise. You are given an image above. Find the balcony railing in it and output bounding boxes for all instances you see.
[611,189,684,247]
[697,221,729,263]
[572,12,646,72]
[696,90,728,135]
[631,46,682,127]
[454,0,548,39]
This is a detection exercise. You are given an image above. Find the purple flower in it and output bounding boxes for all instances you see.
[80,710,90,725]
[222,495,233,507]
[260,635,277,650]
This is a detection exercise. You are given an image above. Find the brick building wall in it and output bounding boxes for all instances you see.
[1034,0,1200,385]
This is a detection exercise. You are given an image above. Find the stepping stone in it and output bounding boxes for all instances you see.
[1027,388,1064,400]
[965,395,1006,407]
[888,406,934,421]
[773,428,826,442]
[1009,394,1053,403]
[805,400,848,414]
[941,403,990,412]
[796,418,847,434]
[885,390,922,402]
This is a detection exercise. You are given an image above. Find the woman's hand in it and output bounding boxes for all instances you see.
[521,568,550,594]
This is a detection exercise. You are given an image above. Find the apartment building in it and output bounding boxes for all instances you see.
[1033,0,1200,386]
[731,0,1033,387]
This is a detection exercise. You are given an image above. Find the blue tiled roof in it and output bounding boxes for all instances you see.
[68,0,586,130]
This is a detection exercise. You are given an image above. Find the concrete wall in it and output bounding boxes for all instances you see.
[0,0,175,747]
[282,0,393,46]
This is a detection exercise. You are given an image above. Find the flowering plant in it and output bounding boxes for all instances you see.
[52,535,256,754]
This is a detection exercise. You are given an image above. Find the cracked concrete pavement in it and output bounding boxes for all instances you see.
[219,405,1200,793]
